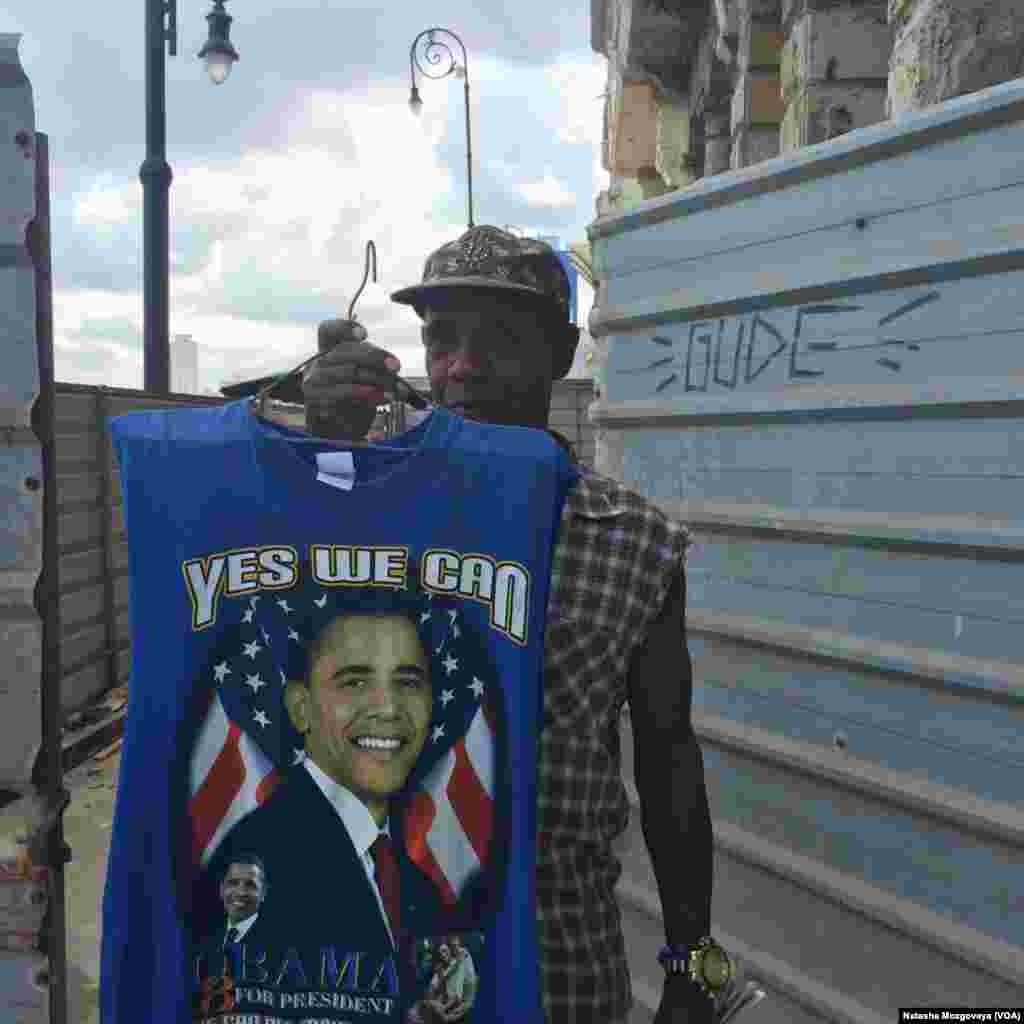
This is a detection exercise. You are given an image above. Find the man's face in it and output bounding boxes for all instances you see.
[287,615,432,825]
[220,863,265,924]
[420,292,575,429]
[438,944,451,964]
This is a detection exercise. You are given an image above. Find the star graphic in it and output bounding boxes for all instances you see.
[314,594,327,608]
[431,724,445,743]
[292,748,306,765]
[213,661,231,684]
[250,596,261,604]
[447,609,458,624]
[440,689,455,707]
[242,640,263,660]
[277,598,294,614]
[443,654,459,676]
[468,677,485,698]
[451,624,461,639]
[260,627,271,645]
[420,611,432,624]
[244,673,266,694]
[242,608,254,624]
[253,710,270,728]
[288,628,301,642]
[279,669,287,686]
[435,643,444,655]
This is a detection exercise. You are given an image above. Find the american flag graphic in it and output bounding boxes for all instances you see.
[188,582,500,910]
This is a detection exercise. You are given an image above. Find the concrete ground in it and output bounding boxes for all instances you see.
[0,747,121,1023]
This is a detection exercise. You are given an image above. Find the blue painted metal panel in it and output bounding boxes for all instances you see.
[588,75,1024,1013]
[598,115,1024,278]
[702,746,1024,946]
[689,634,1024,806]
[603,271,1024,402]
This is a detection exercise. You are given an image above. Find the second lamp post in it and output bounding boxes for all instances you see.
[408,28,475,230]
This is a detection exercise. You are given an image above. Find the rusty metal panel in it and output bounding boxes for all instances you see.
[0,31,42,792]
[49,386,228,717]
[588,79,1024,1020]
[1,36,68,1024]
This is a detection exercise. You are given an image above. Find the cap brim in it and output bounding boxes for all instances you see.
[390,277,557,312]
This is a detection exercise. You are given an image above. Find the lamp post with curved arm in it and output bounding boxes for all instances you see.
[408,28,474,229]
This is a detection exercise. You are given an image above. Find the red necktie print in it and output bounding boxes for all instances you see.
[370,834,401,943]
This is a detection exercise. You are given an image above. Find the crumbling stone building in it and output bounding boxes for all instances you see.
[593,0,1024,209]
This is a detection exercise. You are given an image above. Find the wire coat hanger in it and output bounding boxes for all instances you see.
[249,240,432,450]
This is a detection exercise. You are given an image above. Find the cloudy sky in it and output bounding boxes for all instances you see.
[4,1,608,394]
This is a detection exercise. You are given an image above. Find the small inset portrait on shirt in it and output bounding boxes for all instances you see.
[186,576,509,954]
[407,931,484,1023]
[192,854,269,983]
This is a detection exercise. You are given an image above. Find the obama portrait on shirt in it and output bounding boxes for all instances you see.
[189,579,507,1019]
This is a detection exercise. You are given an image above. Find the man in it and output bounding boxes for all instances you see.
[203,604,444,961]
[194,854,272,982]
[226,226,717,1022]
[213,855,269,949]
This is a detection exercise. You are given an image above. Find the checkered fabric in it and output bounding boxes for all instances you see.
[538,460,691,1024]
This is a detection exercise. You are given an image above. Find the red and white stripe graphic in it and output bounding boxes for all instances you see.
[189,691,280,867]
[403,702,496,906]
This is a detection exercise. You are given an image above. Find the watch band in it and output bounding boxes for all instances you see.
[657,936,733,997]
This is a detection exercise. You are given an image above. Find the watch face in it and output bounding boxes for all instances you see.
[702,947,731,988]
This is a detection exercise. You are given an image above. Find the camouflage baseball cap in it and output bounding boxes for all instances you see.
[390,225,571,320]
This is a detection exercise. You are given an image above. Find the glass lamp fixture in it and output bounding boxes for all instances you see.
[198,0,239,85]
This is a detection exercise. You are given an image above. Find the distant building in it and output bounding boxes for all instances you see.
[171,334,198,394]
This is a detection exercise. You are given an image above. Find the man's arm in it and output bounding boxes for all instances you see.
[627,570,714,1020]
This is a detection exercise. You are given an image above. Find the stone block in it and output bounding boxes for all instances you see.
[732,123,782,169]
[888,0,1024,117]
[749,26,786,68]
[781,81,887,150]
[608,78,658,176]
[782,0,805,31]
[784,1,891,102]
[753,73,786,123]
[732,70,786,131]
[704,112,733,176]
[655,93,695,189]
[888,0,916,28]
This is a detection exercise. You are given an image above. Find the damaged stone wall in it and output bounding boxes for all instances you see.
[889,0,1024,116]
[781,0,890,151]
[593,0,1024,208]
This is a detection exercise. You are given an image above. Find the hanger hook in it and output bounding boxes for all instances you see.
[347,240,378,322]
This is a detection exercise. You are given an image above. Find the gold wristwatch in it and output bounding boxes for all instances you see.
[657,936,733,997]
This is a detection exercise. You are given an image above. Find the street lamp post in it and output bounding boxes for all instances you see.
[141,0,238,394]
[408,28,474,230]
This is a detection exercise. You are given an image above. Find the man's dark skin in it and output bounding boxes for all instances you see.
[299,290,714,1023]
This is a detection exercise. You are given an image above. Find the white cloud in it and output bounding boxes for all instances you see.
[72,176,138,225]
[516,174,575,208]
[547,54,609,148]
[42,28,609,394]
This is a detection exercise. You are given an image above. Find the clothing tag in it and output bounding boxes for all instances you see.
[315,450,355,491]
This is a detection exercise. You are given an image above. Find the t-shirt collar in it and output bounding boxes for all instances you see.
[303,758,388,857]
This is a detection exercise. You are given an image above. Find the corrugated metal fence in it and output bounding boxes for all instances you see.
[52,386,230,716]
[589,79,1024,1021]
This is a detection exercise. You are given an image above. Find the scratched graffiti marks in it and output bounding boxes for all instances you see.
[616,291,940,394]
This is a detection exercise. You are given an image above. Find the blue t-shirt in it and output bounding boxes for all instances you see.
[101,400,575,1024]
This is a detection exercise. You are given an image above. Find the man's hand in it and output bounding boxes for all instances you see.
[654,975,715,1024]
[303,318,403,440]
